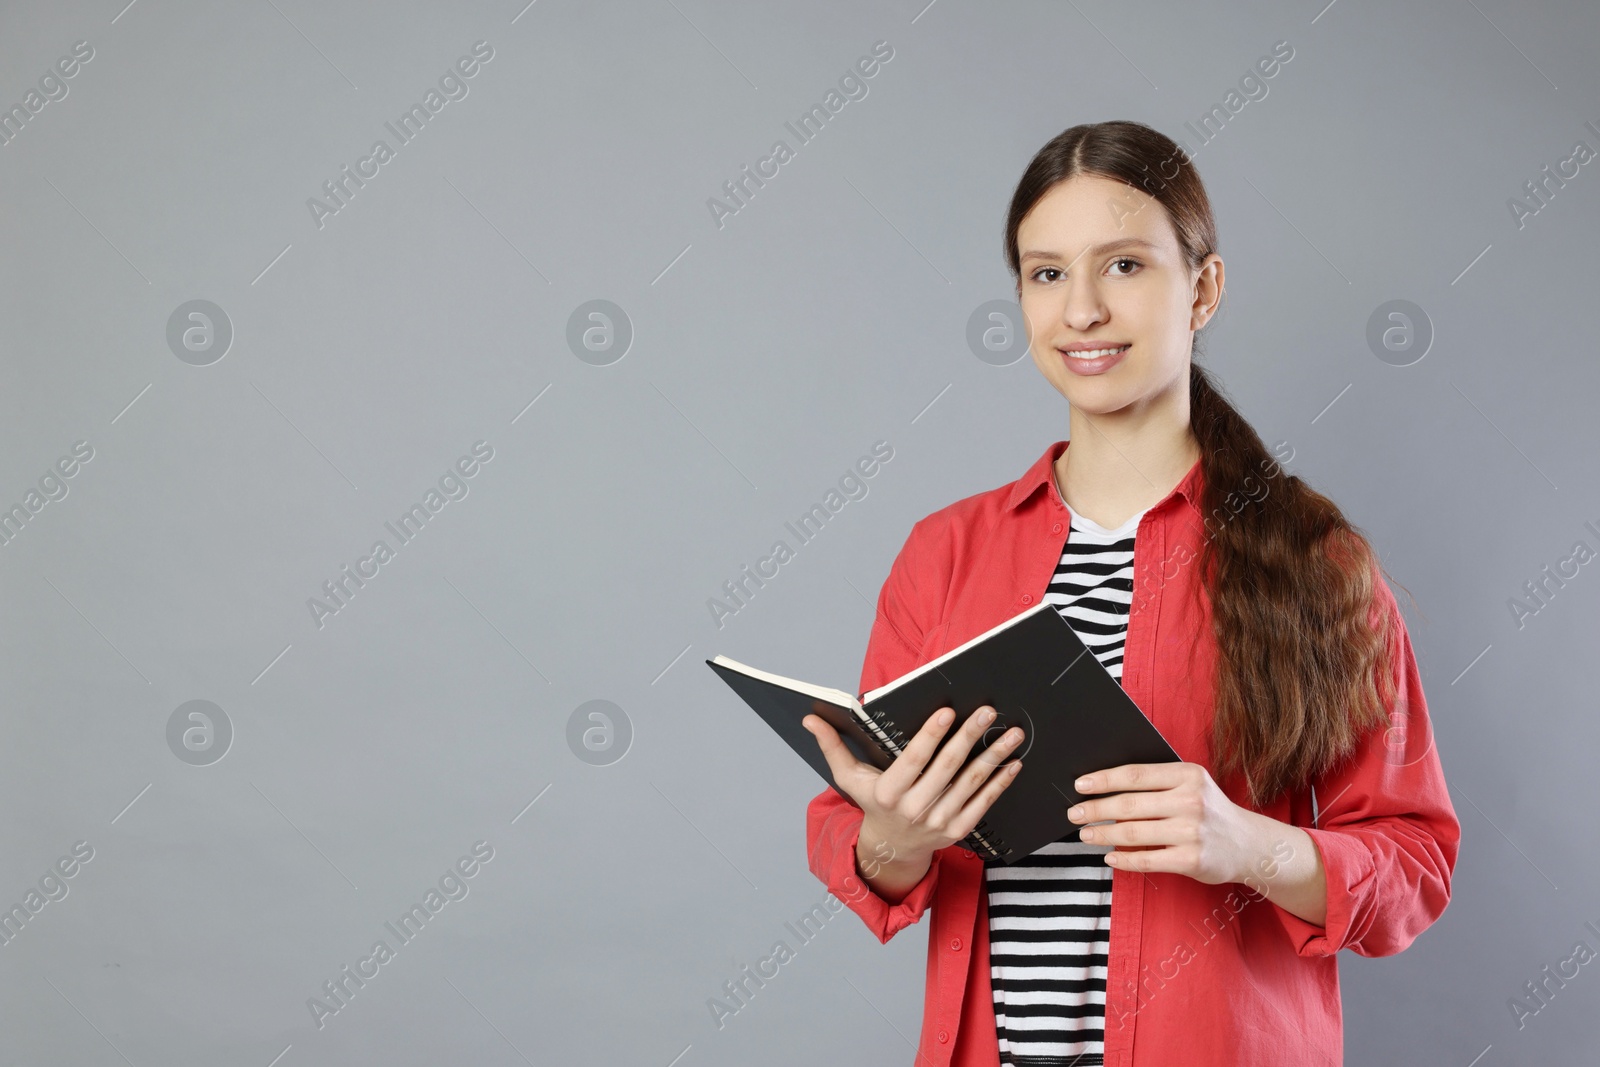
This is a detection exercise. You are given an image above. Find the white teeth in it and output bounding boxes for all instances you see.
[1066,345,1129,359]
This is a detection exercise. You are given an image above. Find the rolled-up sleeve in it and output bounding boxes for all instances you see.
[1271,574,1461,958]
[804,516,952,941]
[807,788,943,943]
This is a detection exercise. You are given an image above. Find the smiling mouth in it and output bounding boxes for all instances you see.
[1060,344,1131,359]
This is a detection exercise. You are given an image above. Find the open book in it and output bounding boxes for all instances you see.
[707,602,1180,864]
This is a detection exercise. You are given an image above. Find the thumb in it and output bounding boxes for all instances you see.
[803,714,865,791]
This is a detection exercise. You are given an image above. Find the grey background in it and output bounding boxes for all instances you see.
[1,0,1596,1064]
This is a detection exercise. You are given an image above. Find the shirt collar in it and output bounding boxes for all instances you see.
[1002,438,1205,514]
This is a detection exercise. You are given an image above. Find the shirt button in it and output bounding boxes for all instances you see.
[1020,593,1033,605]
[937,1029,950,1043]
[950,937,963,951]
[1052,522,1063,533]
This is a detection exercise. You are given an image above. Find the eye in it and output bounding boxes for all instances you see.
[1028,258,1142,284]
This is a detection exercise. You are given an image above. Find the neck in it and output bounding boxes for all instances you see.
[1055,375,1200,530]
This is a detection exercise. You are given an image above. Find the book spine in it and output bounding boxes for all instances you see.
[964,823,1010,862]
[860,704,907,759]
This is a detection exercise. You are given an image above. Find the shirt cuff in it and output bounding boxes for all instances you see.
[1268,826,1378,957]
[824,816,943,944]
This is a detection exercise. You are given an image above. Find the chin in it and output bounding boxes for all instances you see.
[1060,381,1145,414]
[1056,375,1127,400]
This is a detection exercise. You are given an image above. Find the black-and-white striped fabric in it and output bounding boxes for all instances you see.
[985,502,1147,1066]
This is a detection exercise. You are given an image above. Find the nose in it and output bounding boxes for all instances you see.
[1060,276,1108,332]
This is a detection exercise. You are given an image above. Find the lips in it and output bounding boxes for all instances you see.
[1057,343,1130,376]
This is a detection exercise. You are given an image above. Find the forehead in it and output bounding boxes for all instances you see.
[1017,175,1175,262]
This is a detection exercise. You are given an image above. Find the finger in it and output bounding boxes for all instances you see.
[908,710,1004,819]
[1069,787,1180,827]
[883,703,979,806]
[919,723,1025,829]
[1075,762,1189,796]
[1103,845,1180,873]
[800,715,874,796]
[1080,817,1184,849]
[947,751,1025,842]
[872,705,963,803]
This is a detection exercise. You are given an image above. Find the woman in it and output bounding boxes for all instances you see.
[801,120,1460,1067]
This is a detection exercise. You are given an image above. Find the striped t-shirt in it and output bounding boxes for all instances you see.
[985,499,1147,1066]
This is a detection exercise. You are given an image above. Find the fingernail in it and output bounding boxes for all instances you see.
[981,708,996,724]
[1075,776,1092,790]
[1068,806,1084,821]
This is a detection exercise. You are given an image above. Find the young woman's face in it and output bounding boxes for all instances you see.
[1016,174,1216,419]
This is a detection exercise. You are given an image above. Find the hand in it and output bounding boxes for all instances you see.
[802,705,1025,865]
[1066,762,1258,883]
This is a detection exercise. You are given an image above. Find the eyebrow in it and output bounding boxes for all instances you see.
[1019,238,1159,264]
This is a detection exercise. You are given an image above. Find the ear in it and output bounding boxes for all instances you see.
[1190,254,1225,329]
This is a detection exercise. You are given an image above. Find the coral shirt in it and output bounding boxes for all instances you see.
[805,439,1460,1067]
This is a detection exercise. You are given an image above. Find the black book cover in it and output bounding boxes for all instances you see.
[708,602,1180,865]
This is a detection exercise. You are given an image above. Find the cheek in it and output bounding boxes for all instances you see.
[1128,303,1192,368]
[1134,345,1188,386]
[1018,309,1046,359]
[1028,332,1063,377]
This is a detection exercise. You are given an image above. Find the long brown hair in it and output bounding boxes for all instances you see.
[1003,120,1405,809]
